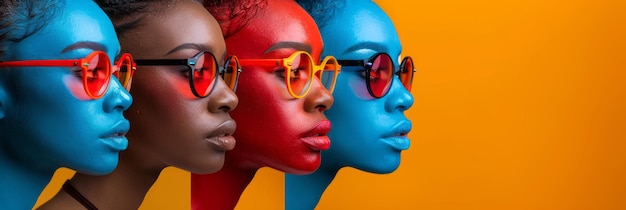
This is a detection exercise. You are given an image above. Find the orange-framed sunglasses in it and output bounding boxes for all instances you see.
[238,51,341,99]
[0,51,135,99]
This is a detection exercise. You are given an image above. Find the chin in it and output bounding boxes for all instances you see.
[273,154,321,175]
[356,153,402,174]
[190,167,223,175]
[182,159,225,175]
[76,159,117,175]
[86,168,115,176]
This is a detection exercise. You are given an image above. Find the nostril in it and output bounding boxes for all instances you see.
[397,104,409,112]
[218,105,232,113]
[315,104,328,112]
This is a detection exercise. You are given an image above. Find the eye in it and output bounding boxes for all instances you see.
[83,67,107,82]
[192,66,216,83]
[361,69,389,83]
[273,67,287,80]
[178,67,191,78]
[290,67,303,78]
[193,67,206,80]
[274,66,308,82]
[72,67,83,78]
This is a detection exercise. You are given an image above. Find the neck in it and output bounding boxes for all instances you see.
[285,165,339,210]
[191,157,259,210]
[72,161,162,209]
[0,156,55,210]
[38,152,164,210]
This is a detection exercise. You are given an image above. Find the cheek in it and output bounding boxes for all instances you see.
[63,75,91,100]
[168,72,197,99]
[235,74,291,128]
[328,85,387,148]
[345,74,372,99]
[127,72,185,141]
[126,72,210,164]
[130,71,192,123]
[138,68,197,98]
[231,72,304,153]
[332,74,384,122]
[174,80,197,99]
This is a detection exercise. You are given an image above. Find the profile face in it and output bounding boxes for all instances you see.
[224,0,334,174]
[0,0,131,175]
[121,0,238,174]
[319,0,415,173]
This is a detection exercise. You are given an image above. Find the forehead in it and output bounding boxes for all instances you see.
[8,0,119,60]
[319,1,401,62]
[120,1,225,59]
[225,0,323,59]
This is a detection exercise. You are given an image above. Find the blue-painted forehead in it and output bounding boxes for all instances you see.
[302,0,402,65]
[0,0,63,60]
[4,0,120,61]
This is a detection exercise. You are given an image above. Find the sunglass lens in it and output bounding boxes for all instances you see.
[321,58,338,93]
[401,57,414,92]
[223,56,239,91]
[192,53,217,97]
[288,53,312,97]
[116,55,133,90]
[369,54,393,98]
[85,53,111,98]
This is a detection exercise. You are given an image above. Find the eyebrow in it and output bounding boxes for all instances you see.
[166,43,213,56]
[61,41,108,53]
[264,41,313,54]
[343,41,388,54]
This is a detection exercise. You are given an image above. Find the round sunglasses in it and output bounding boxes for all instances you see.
[0,51,135,99]
[338,53,415,98]
[238,51,341,99]
[134,52,242,98]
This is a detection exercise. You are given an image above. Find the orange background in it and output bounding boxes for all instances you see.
[36,0,626,209]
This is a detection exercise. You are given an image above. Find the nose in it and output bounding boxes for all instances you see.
[103,77,133,113]
[303,77,334,112]
[207,78,238,113]
[384,77,414,113]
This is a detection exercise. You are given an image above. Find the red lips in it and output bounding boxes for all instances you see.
[300,120,331,151]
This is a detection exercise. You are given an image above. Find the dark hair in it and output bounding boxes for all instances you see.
[94,0,200,37]
[295,0,344,29]
[0,0,61,59]
[203,0,267,38]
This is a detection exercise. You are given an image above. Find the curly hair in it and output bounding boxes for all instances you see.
[0,0,61,60]
[203,0,267,39]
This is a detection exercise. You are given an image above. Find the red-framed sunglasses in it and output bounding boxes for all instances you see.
[0,51,135,99]
[338,53,415,98]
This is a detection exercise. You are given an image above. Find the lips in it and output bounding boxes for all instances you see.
[100,120,130,151]
[300,120,331,151]
[381,120,412,151]
[205,120,237,151]
[381,136,410,151]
